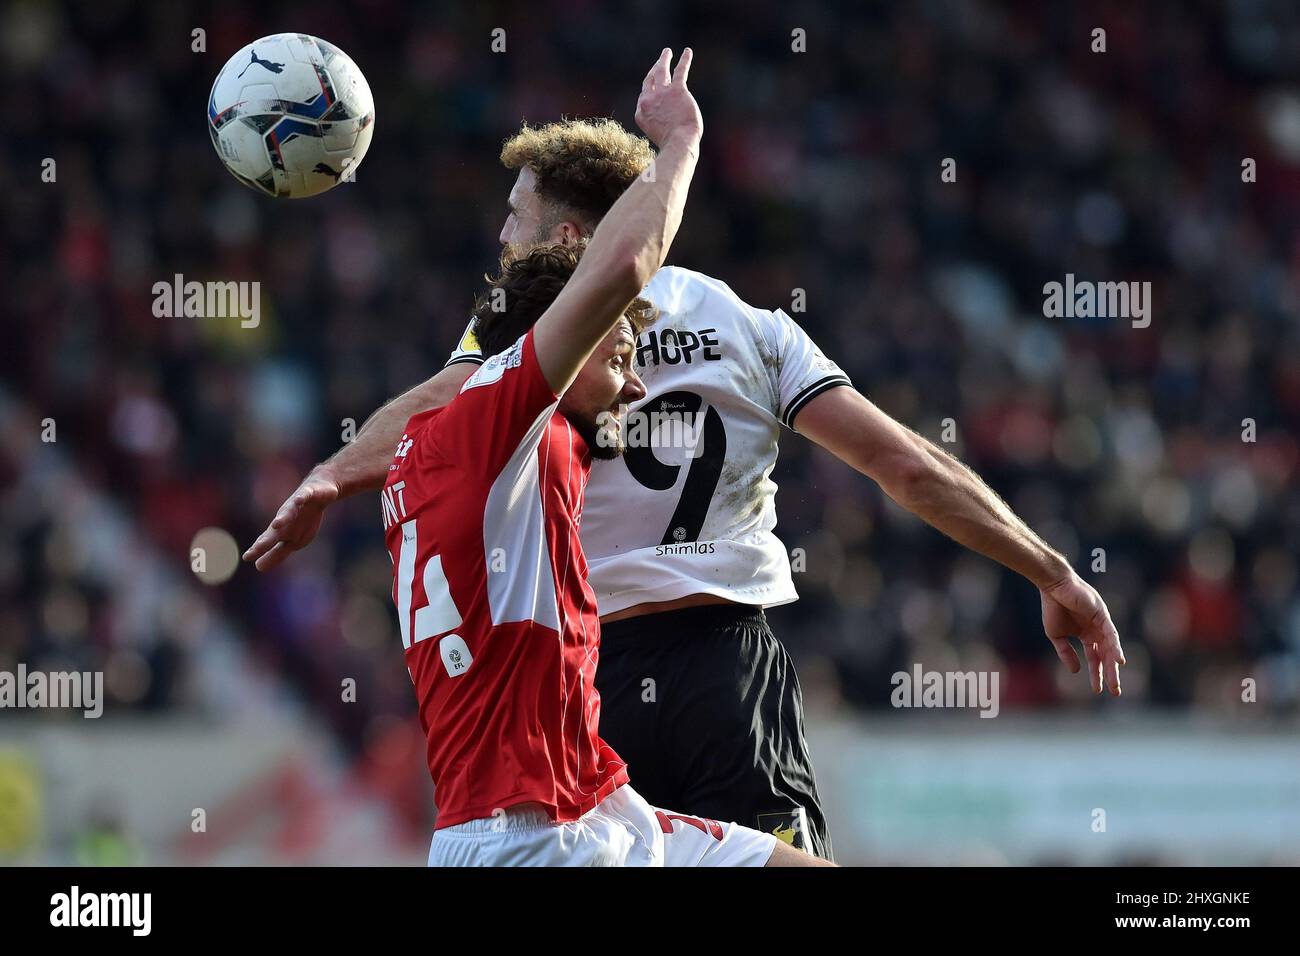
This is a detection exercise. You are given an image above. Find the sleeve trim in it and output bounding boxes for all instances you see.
[444,354,486,369]
[782,375,851,429]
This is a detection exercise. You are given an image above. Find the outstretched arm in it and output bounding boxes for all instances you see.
[242,362,472,571]
[330,365,472,498]
[794,385,1126,696]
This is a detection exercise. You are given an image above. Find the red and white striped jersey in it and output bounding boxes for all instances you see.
[382,329,628,830]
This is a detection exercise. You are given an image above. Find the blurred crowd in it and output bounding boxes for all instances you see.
[3,0,1299,760]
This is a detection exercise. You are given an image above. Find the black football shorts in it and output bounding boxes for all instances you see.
[595,603,832,860]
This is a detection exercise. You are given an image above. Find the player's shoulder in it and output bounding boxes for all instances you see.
[644,266,768,331]
[459,332,530,393]
[647,265,739,308]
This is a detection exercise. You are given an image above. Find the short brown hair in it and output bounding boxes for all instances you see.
[470,242,656,358]
[500,119,655,228]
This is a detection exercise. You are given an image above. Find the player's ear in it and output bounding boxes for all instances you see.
[555,220,587,246]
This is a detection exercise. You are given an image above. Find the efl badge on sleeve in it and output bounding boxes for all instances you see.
[458,322,480,354]
[446,318,484,367]
[757,807,809,850]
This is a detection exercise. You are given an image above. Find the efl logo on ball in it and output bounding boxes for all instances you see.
[208,33,375,199]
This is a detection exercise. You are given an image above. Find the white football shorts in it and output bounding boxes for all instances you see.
[427,784,778,867]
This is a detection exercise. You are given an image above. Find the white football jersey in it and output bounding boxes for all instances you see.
[446,266,850,614]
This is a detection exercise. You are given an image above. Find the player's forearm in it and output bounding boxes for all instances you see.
[884,440,1073,588]
[569,133,700,331]
[534,133,700,390]
[797,387,1072,588]
[610,131,700,290]
[317,364,471,497]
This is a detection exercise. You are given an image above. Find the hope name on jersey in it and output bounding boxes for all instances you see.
[445,266,851,615]
[386,329,628,829]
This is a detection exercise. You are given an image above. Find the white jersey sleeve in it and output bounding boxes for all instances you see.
[766,308,852,430]
[579,266,851,615]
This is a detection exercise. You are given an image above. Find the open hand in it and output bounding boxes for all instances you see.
[242,469,341,572]
[1040,572,1126,696]
[634,48,703,150]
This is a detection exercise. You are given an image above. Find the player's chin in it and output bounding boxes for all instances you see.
[590,421,625,460]
[569,410,625,459]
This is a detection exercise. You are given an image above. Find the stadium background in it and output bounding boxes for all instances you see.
[2,0,1298,864]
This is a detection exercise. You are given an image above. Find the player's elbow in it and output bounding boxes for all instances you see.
[882,445,946,506]
[623,250,658,298]
[584,249,647,305]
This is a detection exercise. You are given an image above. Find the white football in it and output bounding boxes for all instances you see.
[208,33,375,199]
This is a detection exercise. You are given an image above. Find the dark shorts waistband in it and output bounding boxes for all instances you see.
[601,602,767,642]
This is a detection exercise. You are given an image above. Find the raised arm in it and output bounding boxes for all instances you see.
[794,385,1126,696]
[531,47,702,393]
[245,47,703,572]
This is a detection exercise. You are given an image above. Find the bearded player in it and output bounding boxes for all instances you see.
[376,49,821,866]
[247,57,1126,861]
